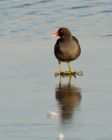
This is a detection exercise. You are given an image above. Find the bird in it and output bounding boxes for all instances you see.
[53,27,81,74]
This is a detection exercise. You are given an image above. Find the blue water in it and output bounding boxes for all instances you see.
[0,1,112,140]
[0,0,112,41]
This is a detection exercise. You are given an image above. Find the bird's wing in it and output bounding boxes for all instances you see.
[72,36,79,43]
[72,36,81,48]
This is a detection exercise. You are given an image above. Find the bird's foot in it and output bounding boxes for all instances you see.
[55,71,76,77]
[55,71,65,76]
[72,71,83,78]
[75,71,83,76]
[55,71,83,77]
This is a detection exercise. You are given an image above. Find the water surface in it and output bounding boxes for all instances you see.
[0,0,112,140]
[0,0,112,40]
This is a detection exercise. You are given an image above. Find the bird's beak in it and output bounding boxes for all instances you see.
[52,31,59,37]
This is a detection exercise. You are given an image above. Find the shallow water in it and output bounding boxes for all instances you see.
[0,0,112,140]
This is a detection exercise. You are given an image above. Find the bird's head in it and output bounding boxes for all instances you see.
[53,27,72,39]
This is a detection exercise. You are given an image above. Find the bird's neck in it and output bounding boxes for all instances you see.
[62,35,72,41]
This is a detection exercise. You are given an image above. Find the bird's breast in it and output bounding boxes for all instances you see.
[54,39,81,62]
[60,41,80,55]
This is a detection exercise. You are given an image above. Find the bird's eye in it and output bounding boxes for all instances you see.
[59,30,64,35]
[58,28,64,36]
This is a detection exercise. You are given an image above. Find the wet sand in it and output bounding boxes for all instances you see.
[0,37,112,140]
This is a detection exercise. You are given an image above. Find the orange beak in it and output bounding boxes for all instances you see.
[53,31,59,37]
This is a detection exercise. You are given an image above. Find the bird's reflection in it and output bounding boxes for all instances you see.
[55,76,81,123]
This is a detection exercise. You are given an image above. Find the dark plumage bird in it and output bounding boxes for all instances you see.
[53,27,81,74]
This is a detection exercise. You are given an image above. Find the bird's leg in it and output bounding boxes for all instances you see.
[55,61,63,76]
[68,62,72,74]
[58,61,62,74]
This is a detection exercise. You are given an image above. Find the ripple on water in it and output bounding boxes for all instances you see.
[0,0,112,41]
[70,5,90,10]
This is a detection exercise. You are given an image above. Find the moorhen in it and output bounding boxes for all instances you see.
[53,27,81,74]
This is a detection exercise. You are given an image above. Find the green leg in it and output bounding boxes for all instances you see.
[59,61,62,74]
[68,62,72,73]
